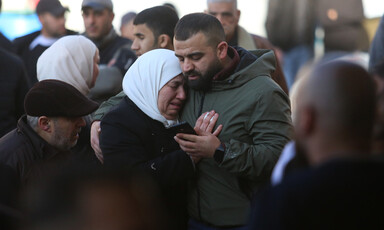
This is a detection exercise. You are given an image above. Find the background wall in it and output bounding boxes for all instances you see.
[1,0,384,39]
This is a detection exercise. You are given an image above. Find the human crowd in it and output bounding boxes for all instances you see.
[0,0,383,229]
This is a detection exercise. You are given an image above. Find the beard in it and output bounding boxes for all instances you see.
[184,59,223,92]
[51,127,80,151]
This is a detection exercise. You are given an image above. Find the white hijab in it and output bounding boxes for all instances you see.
[37,35,97,95]
[123,49,182,127]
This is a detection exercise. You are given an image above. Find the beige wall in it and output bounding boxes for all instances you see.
[61,0,269,36]
[2,0,383,38]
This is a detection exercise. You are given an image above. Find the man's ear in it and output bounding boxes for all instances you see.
[236,9,241,21]
[299,106,316,136]
[38,116,52,133]
[38,14,45,24]
[157,34,172,49]
[216,41,228,60]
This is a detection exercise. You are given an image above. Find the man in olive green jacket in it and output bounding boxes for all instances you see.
[173,13,292,228]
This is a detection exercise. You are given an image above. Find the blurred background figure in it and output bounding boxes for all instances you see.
[81,0,136,103]
[317,0,369,53]
[163,2,179,16]
[0,47,30,138]
[206,0,289,94]
[266,0,370,91]
[81,0,135,74]
[21,168,169,230]
[13,0,76,84]
[119,11,136,41]
[266,0,316,90]
[0,0,15,52]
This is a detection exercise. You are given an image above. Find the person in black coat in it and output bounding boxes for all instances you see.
[0,48,30,138]
[100,49,220,230]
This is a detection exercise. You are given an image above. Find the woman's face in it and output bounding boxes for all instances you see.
[157,74,186,120]
[91,49,100,88]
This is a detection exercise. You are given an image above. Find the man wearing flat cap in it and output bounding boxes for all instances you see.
[81,0,136,75]
[0,80,98,192]
[13,0,77,84]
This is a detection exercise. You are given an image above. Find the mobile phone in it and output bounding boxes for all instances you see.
[167,121,196,135]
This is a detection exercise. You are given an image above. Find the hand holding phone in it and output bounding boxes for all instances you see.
[167,121,196,136]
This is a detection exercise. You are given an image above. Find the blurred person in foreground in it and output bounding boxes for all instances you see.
[369,14,384,71]
[13,0,76,84]
[21,168,168,230]
[100,49,221,230]
[371,58,384,155]
[249,61,384,230]
[206,0,288,94]
[90,5,179,162]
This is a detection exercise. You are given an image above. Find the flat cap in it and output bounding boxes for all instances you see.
[82,0,113,11]
[36,0,69,16]
[25,80,99,117]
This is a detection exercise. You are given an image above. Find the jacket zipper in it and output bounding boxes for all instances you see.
[196,92,205,222]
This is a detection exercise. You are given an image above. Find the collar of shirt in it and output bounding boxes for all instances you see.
[213,46,240,81]
[29,34,58,50]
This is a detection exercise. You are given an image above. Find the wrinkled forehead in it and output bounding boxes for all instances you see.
[174,32,213,56]
[207,1,237,12]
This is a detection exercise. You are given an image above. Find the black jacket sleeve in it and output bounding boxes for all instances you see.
[100,99,195,186]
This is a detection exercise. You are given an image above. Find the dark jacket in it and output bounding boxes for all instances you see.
[98,35,132,65]
[249,158,384,230]
[100,96,195,230]
[369,14,384,70]
[86,29,136,74]
[0,32,15,53]
[13,30,77,84]
[0,115,72,188]
[0,48,30,138]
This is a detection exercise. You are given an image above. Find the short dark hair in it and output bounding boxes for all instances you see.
[134,6,179,42]
[174,13,225,47]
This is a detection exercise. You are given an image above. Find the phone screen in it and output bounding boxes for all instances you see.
[167,121,196,135]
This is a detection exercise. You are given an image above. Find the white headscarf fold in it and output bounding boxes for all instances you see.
[37,35,97,95]
[123,49,182,127]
